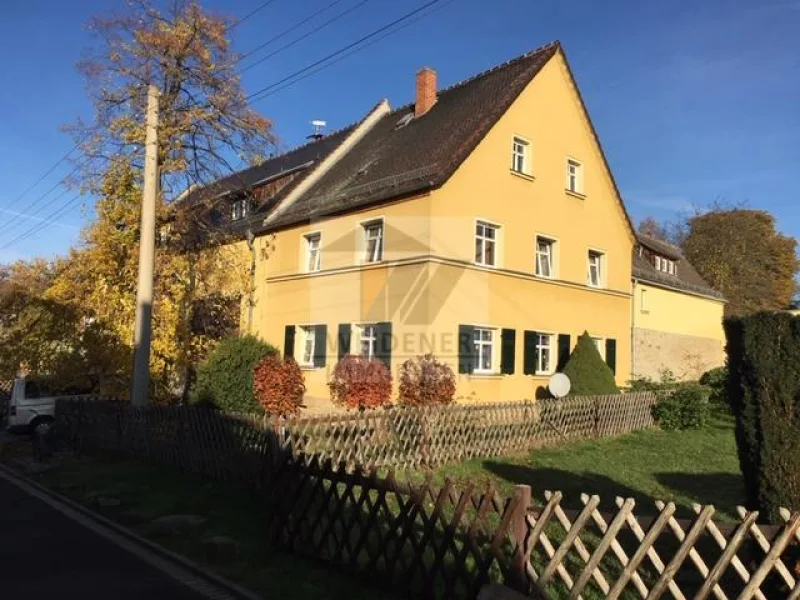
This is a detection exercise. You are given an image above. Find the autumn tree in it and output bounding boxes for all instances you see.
[683,209,798,316]
[43,1,274,399]
[637,217,671,242]
[67,0,275,197]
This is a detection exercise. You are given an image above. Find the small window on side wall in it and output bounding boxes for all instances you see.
[535,236,555,278]
[475,221,499,267]
[305,233,321,272]
[566,158,583,194]
[362,220,384,263]
[588,250,605,288]
[511,136,530,175]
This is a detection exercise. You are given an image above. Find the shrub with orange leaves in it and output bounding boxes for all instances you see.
[253,355,306,417]
[398,354,456,407]
[329,355,392,410]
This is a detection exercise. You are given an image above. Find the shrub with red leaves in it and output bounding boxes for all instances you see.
[329,355,392,410]
[398,354,456,406]
[253,355,306,417]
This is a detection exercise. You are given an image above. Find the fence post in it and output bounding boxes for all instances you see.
[508,484,532,593]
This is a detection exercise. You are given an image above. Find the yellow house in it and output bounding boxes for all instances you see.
[632,234,726,380]
[182,41,722,403]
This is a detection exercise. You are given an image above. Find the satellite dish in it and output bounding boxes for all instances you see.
[548,373,571,398]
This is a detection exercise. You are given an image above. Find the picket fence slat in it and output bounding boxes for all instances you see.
[54,397,800,600]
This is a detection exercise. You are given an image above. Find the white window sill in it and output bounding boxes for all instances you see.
[533,372,555,378]
[510,170,535,182]
[299,365,322,371]
[587,283,606,290]
[473,261,498,270]
[468,373,504,380]
[565,189,586,200]
[534,273,556,281]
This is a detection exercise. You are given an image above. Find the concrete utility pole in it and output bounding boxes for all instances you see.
[131,84,160,407]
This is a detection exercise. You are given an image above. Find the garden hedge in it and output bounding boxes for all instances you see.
[725,312,800,520]
[191,335,278,413]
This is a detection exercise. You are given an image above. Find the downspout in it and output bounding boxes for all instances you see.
[630,278,637,381]
[245,228,256,334]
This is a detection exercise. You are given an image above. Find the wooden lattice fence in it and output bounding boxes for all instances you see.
[282,392,658,470]
[53,397,800,599]
[0,379,12,428]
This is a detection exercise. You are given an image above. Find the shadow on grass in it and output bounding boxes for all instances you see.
[481,463,651,513]
[654,471,745,517]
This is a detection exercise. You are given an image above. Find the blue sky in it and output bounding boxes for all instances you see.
[1,0,798,263]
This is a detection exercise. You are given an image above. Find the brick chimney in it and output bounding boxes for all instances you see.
[415,67,437,117]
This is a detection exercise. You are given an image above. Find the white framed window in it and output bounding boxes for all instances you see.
[592,336,606,360]
[566,158,583,194]
[654,255,661,271]
[362,220,384,263]
[473,328,495,373]
[654,255,677,275]
[305,232,321,272]
[231,198,249,221]
[475,221,499,267]
[511,136,530,175]
[535,333,554,375]
[298,326,316,367]
[535,236,555,278]
[359,324,378,360]
[588,250,605,288]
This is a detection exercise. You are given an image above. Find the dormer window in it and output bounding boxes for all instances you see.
[654,255,677,275]
[231,198,250,221]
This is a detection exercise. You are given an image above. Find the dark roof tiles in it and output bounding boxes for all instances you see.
[263,42,561,229]
[634,233,723,299]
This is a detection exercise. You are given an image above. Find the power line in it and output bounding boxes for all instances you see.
[1,141,80,212]
[0,194,84,250]
[246,0,444,104]
[250,0,456,103]
[3,1,452,248]
[226,0,282,32]
[239,0,370,74]
[238,0,345,63]
[0,161,84,234]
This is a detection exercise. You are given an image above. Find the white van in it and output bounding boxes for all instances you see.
[6,378,81,435]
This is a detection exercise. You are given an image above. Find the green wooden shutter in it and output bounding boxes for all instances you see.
[523,331,538,375]
[500,329,516,375]
[376,322,392,371]
[458,325,475,374]
[283,325,295,359]
[337,324,351,361]
[557,334,571,371]
[313,325,327,367]
[605,338,617,374]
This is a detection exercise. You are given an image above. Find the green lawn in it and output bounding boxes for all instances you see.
[429,413,744,521]
[16,453,392,600]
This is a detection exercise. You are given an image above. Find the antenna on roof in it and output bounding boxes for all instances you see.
[308,119,327,140]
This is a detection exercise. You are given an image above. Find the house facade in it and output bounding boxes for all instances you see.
[632,234,726,380]
[181,41,723,402]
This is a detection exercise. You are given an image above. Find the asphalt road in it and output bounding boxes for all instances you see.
[0,474,206,599]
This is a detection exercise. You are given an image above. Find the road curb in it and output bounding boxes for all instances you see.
[0,461,262,600]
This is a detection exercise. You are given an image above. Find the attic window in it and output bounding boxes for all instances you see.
[231,198,250,221]
[654,255,677,275]
[395,113,414,129]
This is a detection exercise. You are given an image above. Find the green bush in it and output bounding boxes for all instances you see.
[651,385,711,430]
[191,335,278,412]
[725,312,800,520]
[699,365,728,409]
[562,331,619,395]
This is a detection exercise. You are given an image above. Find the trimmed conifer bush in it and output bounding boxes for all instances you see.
[725,312,800,519]
[191,335,278,412]
[562,331,619,395]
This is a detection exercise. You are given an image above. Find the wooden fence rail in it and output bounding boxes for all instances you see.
[54,396,800,599]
